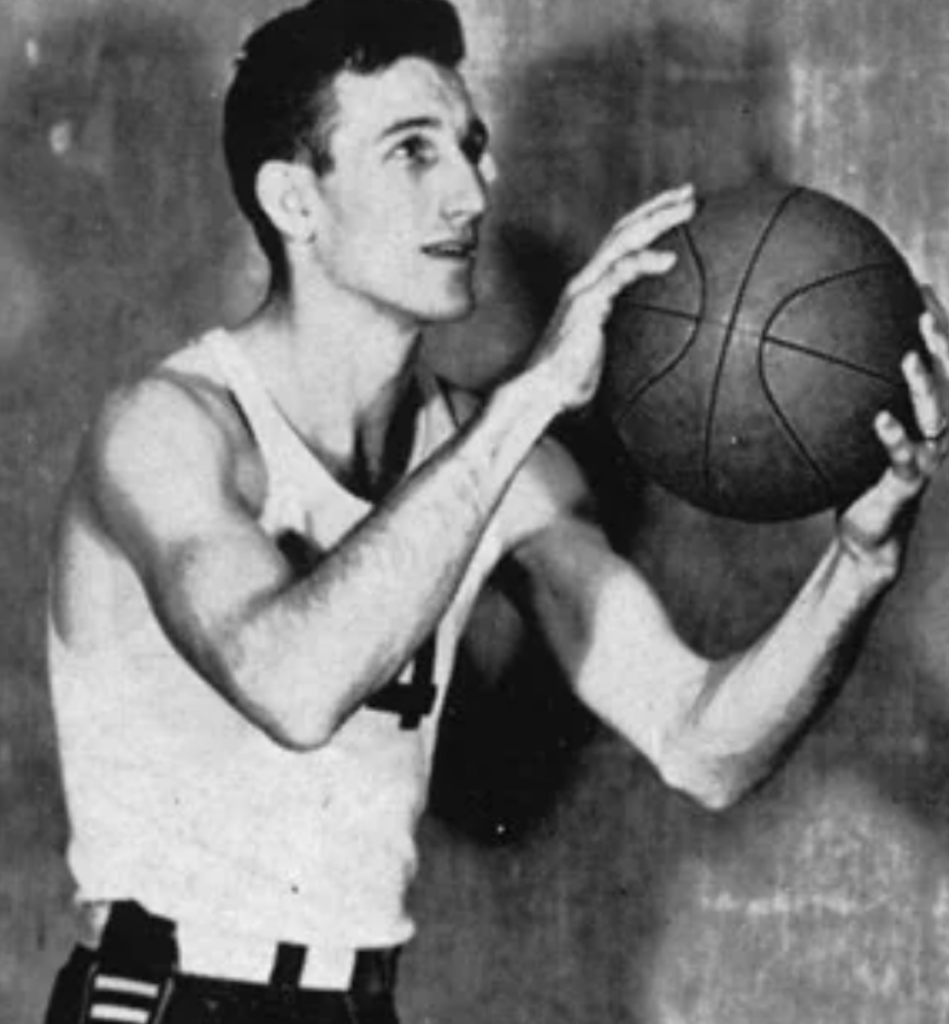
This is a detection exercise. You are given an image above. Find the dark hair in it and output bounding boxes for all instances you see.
[223,0,466,289]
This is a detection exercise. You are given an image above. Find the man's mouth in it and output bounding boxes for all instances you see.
[421,235,478,261]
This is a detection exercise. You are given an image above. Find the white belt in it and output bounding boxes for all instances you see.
[83,902,361,991]
[174,920,358,989]
[175,921,360,991]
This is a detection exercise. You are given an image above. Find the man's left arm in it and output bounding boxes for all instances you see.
[502,301,949,810]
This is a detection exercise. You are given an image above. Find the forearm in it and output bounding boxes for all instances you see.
[233,368,562,746]
[665,299,949,802]
[662,534,896,807]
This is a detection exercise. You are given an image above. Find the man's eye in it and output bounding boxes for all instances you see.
[393,136,436,165]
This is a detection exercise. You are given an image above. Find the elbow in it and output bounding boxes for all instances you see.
[684,777,745,813]
[261,713,336,753]
[664,766,747,812]
[239,686,338,753]
[216,628,375,752]
[660,764,742,812]
[223,660,342,754]
[654,738,750,812]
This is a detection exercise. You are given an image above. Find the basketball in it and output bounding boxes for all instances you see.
[601,180,924,521]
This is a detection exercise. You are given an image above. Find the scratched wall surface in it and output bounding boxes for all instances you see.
[2,0,949,1022]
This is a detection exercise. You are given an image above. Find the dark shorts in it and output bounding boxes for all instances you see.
[43,903,401,1024]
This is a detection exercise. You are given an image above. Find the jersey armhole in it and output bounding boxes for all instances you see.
[432,377,481,432]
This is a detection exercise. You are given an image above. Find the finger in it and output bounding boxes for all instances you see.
[596,248,678,303]
[575,190,696,289]
[840,413,926,540]
[604,189,696,252]
[575,205,691,291]
[921,308,949,386]
[840,407,936,548]
[902,350,945,442]
[595,185,694,233]
[564,249,678,330]
[921,283,949,336]
[875,410,926,486]
[612,183,696,224]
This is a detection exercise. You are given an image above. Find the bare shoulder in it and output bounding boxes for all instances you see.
[75,363,263,543]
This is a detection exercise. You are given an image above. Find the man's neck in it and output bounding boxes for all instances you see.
[234,287,426,499]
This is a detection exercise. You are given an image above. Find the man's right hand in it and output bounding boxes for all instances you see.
[524,183,697,415]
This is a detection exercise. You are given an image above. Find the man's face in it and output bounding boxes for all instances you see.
[307,57,492,326]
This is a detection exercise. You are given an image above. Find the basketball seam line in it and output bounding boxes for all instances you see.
[620,303,699,323]
[755,261,905,502]
[756,343,835,502]
[625,259,902,358]
[614,228,705,414]
[762,332,902,385]
[620,313,907,386]
[703,185,803,502]
[753,261,908,507]
[760,261,905,350]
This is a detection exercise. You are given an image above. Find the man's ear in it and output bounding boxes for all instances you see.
[255,160,320,245]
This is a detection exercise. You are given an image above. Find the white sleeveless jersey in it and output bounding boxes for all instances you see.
[48,329,503,948]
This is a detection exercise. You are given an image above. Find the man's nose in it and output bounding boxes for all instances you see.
[443,153,490,222]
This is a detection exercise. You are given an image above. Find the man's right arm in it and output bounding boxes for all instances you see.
[63,184,695,751]
[75,369,556,750]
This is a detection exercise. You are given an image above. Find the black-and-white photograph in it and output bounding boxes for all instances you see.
[3,1,949,1021]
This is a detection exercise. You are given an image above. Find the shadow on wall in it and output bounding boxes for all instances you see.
[434,8,791,826]
[821,499,949,846]
[427,13,801,1022]
[425,6,783,391]
[496,11,786,318]
[431,8,949,1022]
[0,6,236,1020]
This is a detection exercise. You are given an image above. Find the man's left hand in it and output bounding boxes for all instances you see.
[836,285,949,577]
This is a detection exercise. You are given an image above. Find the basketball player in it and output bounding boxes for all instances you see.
[44,1,949,1021]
